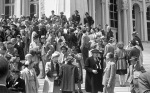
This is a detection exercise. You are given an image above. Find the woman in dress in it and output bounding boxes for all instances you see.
[114,42,128,87]
[21,54,39,93]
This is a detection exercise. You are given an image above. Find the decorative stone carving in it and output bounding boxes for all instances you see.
[122,0,128,10]
[132,0,143,11]
[39,0,45,15]
[116,0,122,11]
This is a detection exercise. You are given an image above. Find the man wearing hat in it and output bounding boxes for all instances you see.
[71,10,81,27]
[132,31,144,51]
[84,12,94,29]
[15,35,25,60]
[49,10,56,24]
[60,12,67,27]
[85,49,104,93]
[6,41,18,57]
[126,56,146,93]
[43,51,60,93]
[6,69,25,93]
[59,54,79,93]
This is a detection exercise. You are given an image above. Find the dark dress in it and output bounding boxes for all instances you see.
[6,77,25,93]
[59,63,79,92]
[14,41,25,60]
[85,56,103,93]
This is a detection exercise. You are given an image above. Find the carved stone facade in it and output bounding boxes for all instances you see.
[0,0,150,41]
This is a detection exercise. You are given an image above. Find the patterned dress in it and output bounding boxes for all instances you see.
[114,48,128,75]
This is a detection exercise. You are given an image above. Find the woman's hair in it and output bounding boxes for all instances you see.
[117,42,124,49]
[108,52,114,59]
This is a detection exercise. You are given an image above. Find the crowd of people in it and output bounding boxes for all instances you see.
[0,9,148,93]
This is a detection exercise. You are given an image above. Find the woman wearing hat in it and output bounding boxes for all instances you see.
[59,54,79,93]
[114,42,128,87]
[43,51,60,93]
[85,49,104,93]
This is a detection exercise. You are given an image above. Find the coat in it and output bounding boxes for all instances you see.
[138,70,150,93]
[6,77,25,92]
[102,61,116,87]
[71,14,80,25]
[21,68,39,93]
[85,56,104,92]
[84,16,94,27]
[43,61,60,93]
[0,86,18,93]
[59,63,79,92]
[14,41,25,60]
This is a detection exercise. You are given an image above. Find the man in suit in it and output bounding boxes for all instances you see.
[6,69,25,93]
[84,12,94,30]
[71,10,81,27]
[0,56,18,93]
[49,10,56,24]
[126,56,146,93]
[103,52,116,93]
[60,12,67,27]
[80,29,90,64]
[138,70,150,93]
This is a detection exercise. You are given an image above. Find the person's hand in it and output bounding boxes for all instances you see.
[107,84,110,87]
[92,70,98,74]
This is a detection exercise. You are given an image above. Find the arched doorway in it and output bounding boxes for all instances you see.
[132,4,141,38]
[30,0,39,18]
[147,6,150,41]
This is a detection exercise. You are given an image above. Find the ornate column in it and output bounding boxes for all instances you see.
[140,11,144,41]
[93,0,96,27]
[128,0,133,41]
[22,0,29,16]
[0,0,4,16]
[101,0,106,30]
[143,0,148,41]
[39,0,45,18]
[14,0,21,18]
[116,0,122,42]
[122,0,128,46]
[105,0,110,26]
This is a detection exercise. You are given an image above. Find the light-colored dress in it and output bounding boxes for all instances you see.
[21,68,39,93]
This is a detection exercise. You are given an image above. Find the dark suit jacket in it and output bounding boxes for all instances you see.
[71,14,80,25]
[133,36,144,51]
[6,77,25,92]
[138,70,150,93]
[84,16,94,27]
[0,86,18,93]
